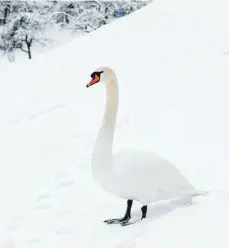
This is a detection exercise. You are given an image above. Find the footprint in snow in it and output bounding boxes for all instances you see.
[55,228,73,235]
[74,132,85,138]
[36,203,52,210]
[36,194,52,202]
[36,194,53,210]
[56,210,73,217]
[26,238,40,245]
[58,180,74,188]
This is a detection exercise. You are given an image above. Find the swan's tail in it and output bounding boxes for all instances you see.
[189,189,210,198]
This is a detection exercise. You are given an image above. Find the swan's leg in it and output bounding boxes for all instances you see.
[121,204,148,226]
[122,199,133,221]
[104,199,133,224]
[141,205,147,219]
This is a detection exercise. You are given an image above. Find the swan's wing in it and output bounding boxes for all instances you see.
[112,149,194,203]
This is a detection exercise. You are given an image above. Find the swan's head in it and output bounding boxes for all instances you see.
[86,67,116,88]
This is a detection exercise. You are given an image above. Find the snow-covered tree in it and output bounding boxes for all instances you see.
[0,1,11,25]
[0,1,151,61]
[0,2,51,60]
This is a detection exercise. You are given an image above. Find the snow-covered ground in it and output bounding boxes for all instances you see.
[0,0,229,247]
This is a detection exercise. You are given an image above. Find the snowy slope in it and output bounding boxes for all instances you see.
[0,0,229,247]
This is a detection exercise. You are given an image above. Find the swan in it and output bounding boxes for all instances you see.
[86,67,202,226]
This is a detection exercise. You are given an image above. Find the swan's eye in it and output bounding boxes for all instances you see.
[90,72,96,78]
[91,71,103,79]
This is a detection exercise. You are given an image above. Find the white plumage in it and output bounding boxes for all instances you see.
[111,149,194,205]
[87,67,201,225]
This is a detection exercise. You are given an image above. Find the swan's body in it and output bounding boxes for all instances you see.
[98,148,194,205]
[87,67,196,225]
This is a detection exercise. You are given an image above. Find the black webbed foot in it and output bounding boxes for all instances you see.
[104,216,130,225]
[104,202,148,226]
[104,199,133,225]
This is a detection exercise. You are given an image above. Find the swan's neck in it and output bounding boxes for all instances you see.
[94,77,119,154]
[91,77,119,182]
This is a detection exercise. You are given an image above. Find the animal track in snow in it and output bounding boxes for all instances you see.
[55,228,73,235]
[56,210,72,217]
[74,132,85,139]
[36,193,53,210]
[36,194,52,202]
[26,238,40,245]
[36,203,52,210]
[58,180,74,188]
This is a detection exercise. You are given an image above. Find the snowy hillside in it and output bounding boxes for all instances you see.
[0,0,229,247]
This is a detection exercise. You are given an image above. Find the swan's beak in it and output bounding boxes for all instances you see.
[86,75,100,88]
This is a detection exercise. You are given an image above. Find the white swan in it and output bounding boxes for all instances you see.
[86,67,200,226]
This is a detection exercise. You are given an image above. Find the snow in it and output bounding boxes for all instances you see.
[0,0,228,247]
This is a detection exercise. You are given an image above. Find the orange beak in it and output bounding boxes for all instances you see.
[86,74,100,88]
